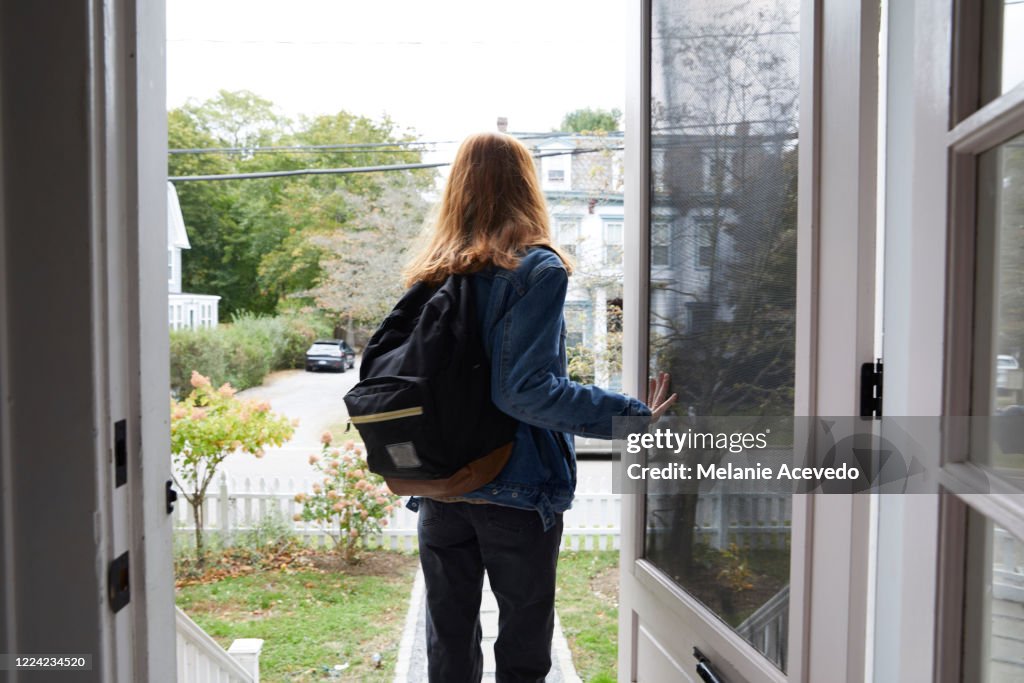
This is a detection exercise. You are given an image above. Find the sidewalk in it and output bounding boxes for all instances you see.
[394,569,582,683]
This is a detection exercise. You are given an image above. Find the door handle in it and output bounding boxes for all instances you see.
[693,647,725,683]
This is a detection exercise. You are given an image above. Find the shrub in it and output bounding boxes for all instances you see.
[717,543,755,593]
[295,434,399,564]
[238,506,298,551]
[169,311,332,395]
[567,342,596,384]
[170,327,229,396]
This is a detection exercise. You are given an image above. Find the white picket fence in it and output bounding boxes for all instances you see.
[173,475,794,552]
[173,475,622,552]
[692,489,792,549]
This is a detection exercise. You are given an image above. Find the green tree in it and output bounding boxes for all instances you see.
[171,372,295,563]
[181,89,287,150]
[167,110,246,308]
[559,107,622,133]
[168,93,434,317]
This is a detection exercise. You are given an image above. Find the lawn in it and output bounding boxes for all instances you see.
[556,550,620,683]
[175,549,418,682]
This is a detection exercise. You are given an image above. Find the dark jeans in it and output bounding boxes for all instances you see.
[417,498,564,683]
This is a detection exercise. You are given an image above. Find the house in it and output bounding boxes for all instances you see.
[530,129,784,394]
[526,133,627,389]
[167,182,220,330]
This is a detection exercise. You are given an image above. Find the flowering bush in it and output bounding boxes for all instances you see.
[171,371,295,562]
[717,543,755,593]
[295,433,399,564]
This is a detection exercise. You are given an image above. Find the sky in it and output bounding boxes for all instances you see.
[166,0,628,143]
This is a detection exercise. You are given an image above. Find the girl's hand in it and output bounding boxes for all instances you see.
[647,371,678,422]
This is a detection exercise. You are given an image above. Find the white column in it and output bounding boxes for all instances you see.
[594,287,609,386]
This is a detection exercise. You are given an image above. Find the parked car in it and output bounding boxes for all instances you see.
[305,339,356,372]
[997,354,1020,389]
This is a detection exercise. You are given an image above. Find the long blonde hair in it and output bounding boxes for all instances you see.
[403,132,574,287]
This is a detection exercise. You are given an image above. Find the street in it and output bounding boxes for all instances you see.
[218,365,360,485]
[215,362,613,492]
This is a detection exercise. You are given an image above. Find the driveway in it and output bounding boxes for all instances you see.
[213,360,614,493]
[217,364,360,486]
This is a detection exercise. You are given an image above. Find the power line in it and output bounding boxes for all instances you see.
[167,132,605,156]
[169,140,449,155]
[168,146,623,182]
[170,160,447,182]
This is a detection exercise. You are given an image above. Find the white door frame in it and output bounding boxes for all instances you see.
[620,0,880,680]
[874,0,1024,680]
[0,1,174,680]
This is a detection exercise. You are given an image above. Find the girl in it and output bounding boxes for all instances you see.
[403,132,675,682]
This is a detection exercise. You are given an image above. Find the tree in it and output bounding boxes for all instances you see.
[168,93,434,317]
[559,107,622,133]
[302,174,431,341]
[171,372,295,564]
[181,89,287,150]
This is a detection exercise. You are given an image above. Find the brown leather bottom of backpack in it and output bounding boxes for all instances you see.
[383,442,514,497]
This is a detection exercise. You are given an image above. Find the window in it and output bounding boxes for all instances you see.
[695,219,715,269]
[167,249,174,283]
[651,222,671,266]
[646,0,799,671]
[604,221,623,266]
[701,149,735,193]
[556,219,580,257]
[962,510,1024,682]
[652,150,666,194]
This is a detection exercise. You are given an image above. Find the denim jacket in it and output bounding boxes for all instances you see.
[407,247,651,530]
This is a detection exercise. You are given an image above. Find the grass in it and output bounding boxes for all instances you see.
[175,549,418,682]
[556,550,620,683]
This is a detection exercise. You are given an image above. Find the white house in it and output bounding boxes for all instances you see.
[526,134,628,389]
[167,182,220,330]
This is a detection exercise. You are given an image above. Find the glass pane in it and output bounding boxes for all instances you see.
[646,0,799,672]
[963,510,1024,681]
[980,0,1024,106]
[976,132,1024,477]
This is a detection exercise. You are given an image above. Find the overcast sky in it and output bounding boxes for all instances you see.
[167,0,628,143]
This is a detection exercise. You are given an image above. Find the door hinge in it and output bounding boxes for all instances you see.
[108,551,130,613]
[860,358,883,418]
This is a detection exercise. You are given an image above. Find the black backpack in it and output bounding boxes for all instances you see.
[342,274,518,492]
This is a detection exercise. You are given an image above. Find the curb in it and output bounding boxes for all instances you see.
[393,567,425,683]
[552,611,583,683]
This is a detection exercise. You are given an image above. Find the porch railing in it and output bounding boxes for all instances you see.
[175,606,262,683]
